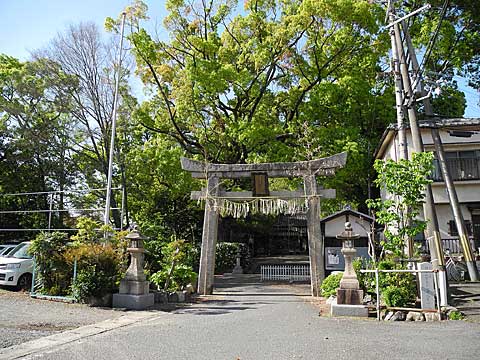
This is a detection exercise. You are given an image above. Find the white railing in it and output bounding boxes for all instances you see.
[260,264,310,281]
[360,268,442,321]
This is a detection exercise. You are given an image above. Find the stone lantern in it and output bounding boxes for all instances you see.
[113,226,154,310]
[335,222,363,305]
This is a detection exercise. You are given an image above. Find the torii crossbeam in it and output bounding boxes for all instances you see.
[181,152,347,296]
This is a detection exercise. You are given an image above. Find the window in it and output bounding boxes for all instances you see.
[432,150,480,181]
[448,220,473,236]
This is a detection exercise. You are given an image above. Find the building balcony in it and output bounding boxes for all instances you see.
[432,158,480,182]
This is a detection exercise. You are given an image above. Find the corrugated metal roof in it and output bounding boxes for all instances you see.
[386,117,480,130]
[319,208,375,224]
[375,117,480,159]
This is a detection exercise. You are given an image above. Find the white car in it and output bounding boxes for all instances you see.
[0,242,33,290]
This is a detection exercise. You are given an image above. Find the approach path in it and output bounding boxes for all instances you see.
[2,275,480,360]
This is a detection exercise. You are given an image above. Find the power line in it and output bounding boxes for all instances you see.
[0,208,121,215]
[0,187,121,197]
[415,0,450,87]
[399,0,450,108]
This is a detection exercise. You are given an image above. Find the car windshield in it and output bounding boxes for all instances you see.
[3,247,16,255]
[1,247,13,255]
[9,243,32,259]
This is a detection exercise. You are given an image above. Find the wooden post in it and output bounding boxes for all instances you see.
[304,175,324,297]
[197,176,220,295]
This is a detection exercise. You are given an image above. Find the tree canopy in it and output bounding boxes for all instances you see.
[408,0,479,115]
[105,0,397,214]
[0,55,78,238]
[1,0,479,243]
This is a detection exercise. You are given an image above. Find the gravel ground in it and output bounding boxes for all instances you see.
[0,287,123,348]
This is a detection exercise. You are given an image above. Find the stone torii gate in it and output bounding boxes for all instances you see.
[181,152,347,297]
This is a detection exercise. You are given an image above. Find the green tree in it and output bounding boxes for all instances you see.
[106,0,392,214]
[366,152,435,257]
[124,133,203,242]
[0,55,78,238]
[408,0,480,114]
[35,23,134,228]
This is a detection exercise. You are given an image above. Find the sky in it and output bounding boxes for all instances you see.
[0,0,166,58]
[0,0,479,117]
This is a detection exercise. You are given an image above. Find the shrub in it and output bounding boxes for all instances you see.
[144,236,168,274]
[63,217,128,302]
[26,218,128,301]
[377,260,416,307]
[149,239,197,291]
[150,264,197,292]
[215,242,240,274]
[353,257,375,295]
[320,272,343,297]
[382,285,412,307]
[354,258,416,307]
[65,242,126,302]
[70,217,100,244]
[448,310,464,320]
[29,232,71,295]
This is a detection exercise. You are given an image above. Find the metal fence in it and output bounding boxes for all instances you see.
[432,158,480,181]
[0,187,124,233]
[360,268,441,321]
[30,256,77,303]
[419,238,476,255]
[260,264,310,281]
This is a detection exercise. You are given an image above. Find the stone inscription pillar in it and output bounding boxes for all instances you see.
[304,175,324,297]
[197,176,220,295]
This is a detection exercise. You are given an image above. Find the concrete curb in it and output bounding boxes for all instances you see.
[0,311,163,360]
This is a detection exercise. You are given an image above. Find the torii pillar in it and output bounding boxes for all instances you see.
[198,176,220,295]
[181,152,347,296]
[304,175,323,297]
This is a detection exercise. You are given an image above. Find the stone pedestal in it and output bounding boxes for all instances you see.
[336,246,363,305]
[331,300,369,317]
[119,279,150,295]
[336,288,364,305]
[113,293,154,310]
[113,227,154,310]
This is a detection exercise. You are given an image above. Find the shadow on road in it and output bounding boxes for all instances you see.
[169,274,310,316]
[450,282,480,322]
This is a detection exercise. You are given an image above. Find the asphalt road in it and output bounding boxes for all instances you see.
[16,275,480,360]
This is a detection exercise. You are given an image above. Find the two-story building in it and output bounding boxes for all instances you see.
[375,118,480,253]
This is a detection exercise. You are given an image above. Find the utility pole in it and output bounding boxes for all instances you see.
[431,129,479,281]
[104,12,127,227]
[388,2,408,161]
[387,2,448,305]
[401,20,479,282]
